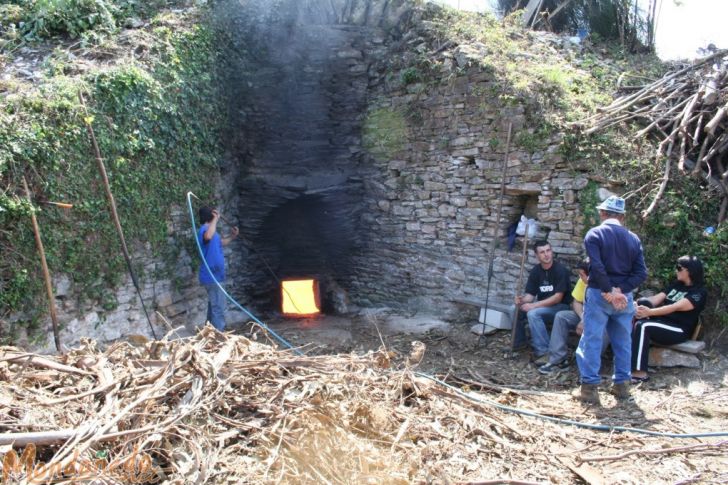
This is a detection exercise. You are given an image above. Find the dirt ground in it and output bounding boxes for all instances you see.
[246,309,728,483]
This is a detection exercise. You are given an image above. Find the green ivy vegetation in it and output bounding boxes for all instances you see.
[0,0,177,45]
[638,180,728,328]
[362,107,408,162]
[0,9,224,339]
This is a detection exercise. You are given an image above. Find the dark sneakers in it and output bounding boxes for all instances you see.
[538,359,570,375]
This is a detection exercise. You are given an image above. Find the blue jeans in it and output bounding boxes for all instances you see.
[548,310,581,364]
[576,288,634,385]
[527,304,570,356]
[204,283,226,331]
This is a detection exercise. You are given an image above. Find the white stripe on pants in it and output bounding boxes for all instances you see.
[634,320,684,371]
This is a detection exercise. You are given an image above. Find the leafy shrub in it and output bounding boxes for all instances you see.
[0,4,24,26]
[20,0,118,40]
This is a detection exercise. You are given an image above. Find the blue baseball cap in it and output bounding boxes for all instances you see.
[596,196,626,214]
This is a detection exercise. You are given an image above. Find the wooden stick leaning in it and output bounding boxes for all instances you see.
[479,122,513,346]
[21,176,61,352]
[509,223,530,352]
[78,92,158,340]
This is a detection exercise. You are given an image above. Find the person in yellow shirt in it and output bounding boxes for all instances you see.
[538,258,589,375]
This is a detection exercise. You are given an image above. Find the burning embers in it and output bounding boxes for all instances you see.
[281,279,321,316]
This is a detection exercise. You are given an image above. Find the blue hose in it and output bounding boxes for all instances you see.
[186,191,301,355]
[186,192,726,438]
[415,371,728,438]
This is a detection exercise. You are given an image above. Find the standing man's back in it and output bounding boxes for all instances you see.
[573,196,647,405]
[198,206,238,331]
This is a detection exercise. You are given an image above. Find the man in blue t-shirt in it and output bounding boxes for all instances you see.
[198,206,238,331]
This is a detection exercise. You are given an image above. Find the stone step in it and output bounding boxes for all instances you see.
[648,347,701,368]
[666,339,706,354]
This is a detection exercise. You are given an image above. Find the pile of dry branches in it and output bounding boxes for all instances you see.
[580,49,728,223]
[1,327,726,484]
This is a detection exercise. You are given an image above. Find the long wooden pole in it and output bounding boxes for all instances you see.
[22,176,62,352]
[78,92,158,340]
[477,123,513,347]
[510,223,530,352]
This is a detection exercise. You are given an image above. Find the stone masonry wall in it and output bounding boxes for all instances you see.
[28,204,216,352]
[350,36,591,315]
[23,0,600,352]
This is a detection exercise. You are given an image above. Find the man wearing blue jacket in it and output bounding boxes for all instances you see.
[573,196,647,405]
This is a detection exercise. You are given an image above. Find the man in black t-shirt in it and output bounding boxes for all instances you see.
[514,240,572,364]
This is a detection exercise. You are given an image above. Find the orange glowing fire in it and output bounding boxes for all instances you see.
[281,279,320,316]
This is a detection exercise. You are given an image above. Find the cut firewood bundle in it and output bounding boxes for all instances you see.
[577,49,728,222]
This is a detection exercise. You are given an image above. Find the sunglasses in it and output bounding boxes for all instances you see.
[675,265,686,272]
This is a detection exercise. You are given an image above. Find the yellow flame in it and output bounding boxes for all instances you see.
[281,279,320,315]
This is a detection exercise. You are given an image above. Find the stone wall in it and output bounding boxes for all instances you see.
[221,0,593,317]
[26,204,217,352]
[22,0,601,352]
[348,14,591,314]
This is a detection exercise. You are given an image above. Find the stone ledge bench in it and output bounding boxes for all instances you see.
[453,297,515,335]
[452,297,514,315]
[648,324,705,369]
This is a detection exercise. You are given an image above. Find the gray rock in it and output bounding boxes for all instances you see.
[648,348,702,368]
[54,274,72,298]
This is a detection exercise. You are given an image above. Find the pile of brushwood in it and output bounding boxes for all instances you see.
[1,327,726,484]
[580,49,728,224]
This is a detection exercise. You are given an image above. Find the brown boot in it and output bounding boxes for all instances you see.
[610,382,632,401]
[571,384,601,405]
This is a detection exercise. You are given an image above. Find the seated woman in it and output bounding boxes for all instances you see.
[631,255,707,382]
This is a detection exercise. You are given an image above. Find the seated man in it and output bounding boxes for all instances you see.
[514,240,572,364]
[631,255,707,382]
[538,258,589,375]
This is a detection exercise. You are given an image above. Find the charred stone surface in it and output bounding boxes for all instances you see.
[216,0,406,314]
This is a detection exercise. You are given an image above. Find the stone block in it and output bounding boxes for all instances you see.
[424,181,447,191]
[155,291,174,308]
[452,148,479,157]
[667,340,706,353]
[547,231,570,240]
[392,204,412,216]
[337,48,363,59]
[563,189,576,204]
[505,183,541,195]
[559,220,574,232]
[451,136,471,146]
[648,347,701,368]
[54,274,72,298]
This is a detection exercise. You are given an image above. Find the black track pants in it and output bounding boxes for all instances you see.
[631,319,687,371]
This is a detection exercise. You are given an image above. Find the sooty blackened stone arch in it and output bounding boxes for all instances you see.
[220,0,413,315]
[247,192,363,313]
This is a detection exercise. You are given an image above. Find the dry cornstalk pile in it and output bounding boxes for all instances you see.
[579,49,728,223]
[1,326,726,484]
